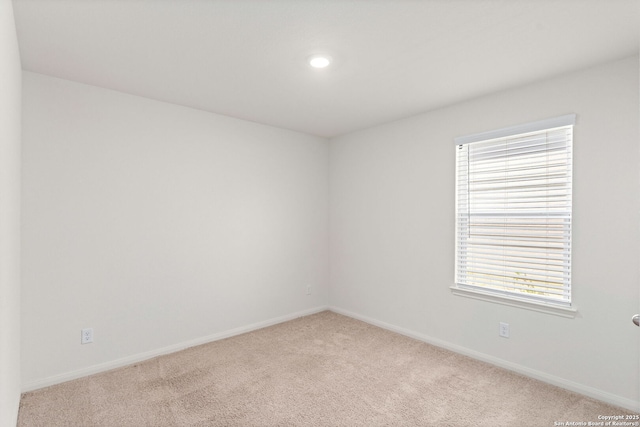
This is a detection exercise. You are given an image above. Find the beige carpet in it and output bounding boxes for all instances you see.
[19,311,632,426]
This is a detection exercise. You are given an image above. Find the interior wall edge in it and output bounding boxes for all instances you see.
[328,306,640,413]
[0,0,22,425]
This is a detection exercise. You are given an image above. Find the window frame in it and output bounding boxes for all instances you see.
[451,114,577,318]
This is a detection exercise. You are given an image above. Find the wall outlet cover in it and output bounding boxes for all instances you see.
[499,322,509,338]
[81,328,93,344]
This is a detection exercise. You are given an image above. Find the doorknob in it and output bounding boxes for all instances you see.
[633,315,639,327]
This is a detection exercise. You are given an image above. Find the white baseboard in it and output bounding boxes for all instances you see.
[329,306,640,413]
[22,305,329,393]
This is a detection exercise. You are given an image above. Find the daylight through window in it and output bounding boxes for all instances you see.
[454,115,575,306]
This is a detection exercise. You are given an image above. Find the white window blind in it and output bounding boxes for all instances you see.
[455,115,575,306]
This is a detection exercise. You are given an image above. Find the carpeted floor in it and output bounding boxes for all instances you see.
[18,311,632,426]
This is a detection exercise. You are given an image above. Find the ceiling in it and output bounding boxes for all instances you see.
[12,0,640,138]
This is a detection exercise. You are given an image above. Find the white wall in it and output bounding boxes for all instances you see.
[329,56,640,410]
[21,72,329,388]
[0,0,22,425]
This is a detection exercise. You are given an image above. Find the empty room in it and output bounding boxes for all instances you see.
[1,0,639,426]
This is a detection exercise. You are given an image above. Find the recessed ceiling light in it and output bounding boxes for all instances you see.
[308,54,332,69]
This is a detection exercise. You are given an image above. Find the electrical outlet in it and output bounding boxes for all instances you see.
[306,285,312,295]
[499,322,509,338]
[81,328,93,344]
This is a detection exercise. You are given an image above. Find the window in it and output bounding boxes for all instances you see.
[454,115,575,308]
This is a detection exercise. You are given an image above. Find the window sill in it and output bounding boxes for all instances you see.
[450,285,578,319]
